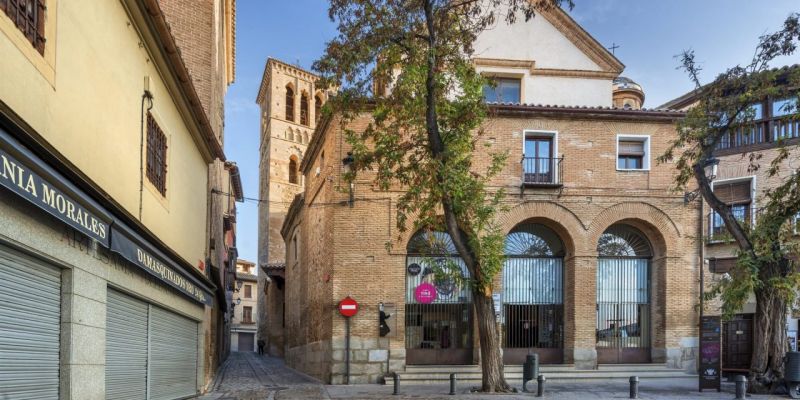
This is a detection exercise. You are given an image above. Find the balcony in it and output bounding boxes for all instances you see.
[521,157,563,188]
[714,107,799,154]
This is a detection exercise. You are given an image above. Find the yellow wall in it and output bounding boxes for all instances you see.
[0,0,208,266]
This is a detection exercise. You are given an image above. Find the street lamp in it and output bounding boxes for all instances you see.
[703,157,720,182]
[342,152,355,208]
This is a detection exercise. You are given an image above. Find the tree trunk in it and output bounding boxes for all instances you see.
[750,286,788,393]
[472,292,512,392]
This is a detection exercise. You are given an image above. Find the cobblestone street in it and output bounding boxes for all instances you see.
[198,353,790,399]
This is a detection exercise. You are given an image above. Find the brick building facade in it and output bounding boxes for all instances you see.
[256,59,332,356]
[279,104,702,383]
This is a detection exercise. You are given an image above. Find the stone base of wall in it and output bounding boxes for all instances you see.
[286,340,332,383]
[573,348,597,370]
[331,336,392,384]
[668,337,699,372]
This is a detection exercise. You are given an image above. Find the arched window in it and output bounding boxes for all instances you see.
[505,223,565,257]
[597,225,652,257]
[288,156,299,184]
[285,85,295,121]
[300,92,309,126]
[502,223,565,359]
[405,229,473,364]
[596,224,652,363]
[315,94,323,123]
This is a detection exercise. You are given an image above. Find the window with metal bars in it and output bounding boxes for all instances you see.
[146,113,168,196]
[0,0,46,54]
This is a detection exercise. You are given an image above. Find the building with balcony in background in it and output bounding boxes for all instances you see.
[660,64,800,376]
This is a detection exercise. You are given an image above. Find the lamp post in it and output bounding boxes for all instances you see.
[342,152,355,208]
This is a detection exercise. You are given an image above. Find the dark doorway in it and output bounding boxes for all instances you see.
[723,314,753,373]
[238,333,255,352]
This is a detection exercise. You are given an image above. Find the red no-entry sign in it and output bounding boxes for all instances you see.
[338,296,359,317]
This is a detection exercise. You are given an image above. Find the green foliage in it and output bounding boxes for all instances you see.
[660,13,800,321]
[314,0,570,294]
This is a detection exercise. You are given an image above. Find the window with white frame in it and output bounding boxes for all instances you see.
[710,179,752,239]
[616,135,650,170]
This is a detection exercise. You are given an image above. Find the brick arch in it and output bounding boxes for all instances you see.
[587,202,681,259]
[496,201,586,257]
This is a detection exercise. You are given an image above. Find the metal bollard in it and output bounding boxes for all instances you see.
[449,373,456,395]
[536,375,546,397]
[629,376,639,399]
[393,373,400,396]
[734,375,747,400]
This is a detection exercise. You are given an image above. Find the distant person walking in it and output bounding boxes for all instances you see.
[257,339,265,355]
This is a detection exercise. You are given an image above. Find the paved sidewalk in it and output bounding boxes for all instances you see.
[198,353,787,399]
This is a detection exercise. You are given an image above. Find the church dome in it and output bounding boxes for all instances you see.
[613,76,645,110]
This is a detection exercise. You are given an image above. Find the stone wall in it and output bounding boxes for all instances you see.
[286,340,333,383]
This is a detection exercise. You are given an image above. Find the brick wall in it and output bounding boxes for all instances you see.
[280,108,703,383]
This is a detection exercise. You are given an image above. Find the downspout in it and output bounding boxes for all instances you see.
[139,88,154,220]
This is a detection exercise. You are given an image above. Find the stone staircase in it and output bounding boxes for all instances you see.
[384,364,693,385]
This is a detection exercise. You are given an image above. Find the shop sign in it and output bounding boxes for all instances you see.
[0,142,110,246]
[111,226,213,305]
[407,263,421,276]
[414,282,437,304]
[699,315,721,392]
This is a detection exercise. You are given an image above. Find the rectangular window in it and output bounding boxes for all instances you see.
[616,137,649,170]
[242,306,253,323]
[773,97,798,118]
[0,0,46,54]
[711,180,752,238]
[146,113,168,196]
[483,78,521,103]
[244,284,252,299]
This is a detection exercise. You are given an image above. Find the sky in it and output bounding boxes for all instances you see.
[224,0,799,264]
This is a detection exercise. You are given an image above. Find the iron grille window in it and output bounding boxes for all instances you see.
[0,0,46,54]
[146,113,168,196]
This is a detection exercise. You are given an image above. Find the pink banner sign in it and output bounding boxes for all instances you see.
[414,282,437,304]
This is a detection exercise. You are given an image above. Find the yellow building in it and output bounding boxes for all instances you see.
[0,0,236,398]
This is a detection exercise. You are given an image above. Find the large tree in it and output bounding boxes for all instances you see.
[660,13,800,393]
[314,0,571,392]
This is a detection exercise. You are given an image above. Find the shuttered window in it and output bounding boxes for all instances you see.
[0,246,61,400]
[617,139,647,170]
[106,290,148,400]
[146,113,168,196]
[0,0,46,54]
[713,181,751,205]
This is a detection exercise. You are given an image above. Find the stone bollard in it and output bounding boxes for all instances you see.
[536,375,546,397]
[734,375,747,400]
[629,376,639,399]
[393,373,400,396]
[449,373,456,395]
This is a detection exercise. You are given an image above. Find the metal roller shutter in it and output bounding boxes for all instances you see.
[106,289,149,400]
[0,245,61,400]
[149,306,198,400]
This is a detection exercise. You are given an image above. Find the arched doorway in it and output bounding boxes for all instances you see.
[405,230,473,365]
[502,223,564,364]
[596,224,652,363]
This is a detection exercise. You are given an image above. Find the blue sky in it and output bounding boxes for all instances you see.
[225,0,799,263]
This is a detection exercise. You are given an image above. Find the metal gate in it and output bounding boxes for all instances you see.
[596,225,652,364]
[405,231,473,365]
[150,306,199,400]
[0,245,61,400]
[106,289,149,400]
[238,333,255,352]
[502,223,565,364]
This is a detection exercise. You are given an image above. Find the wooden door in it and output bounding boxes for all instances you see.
[723,315,753,371]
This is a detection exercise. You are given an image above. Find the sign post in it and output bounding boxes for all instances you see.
[699,315,722,392]
[338,296,359,385]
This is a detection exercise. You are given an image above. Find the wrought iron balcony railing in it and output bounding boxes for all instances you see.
[521,156,563,187]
